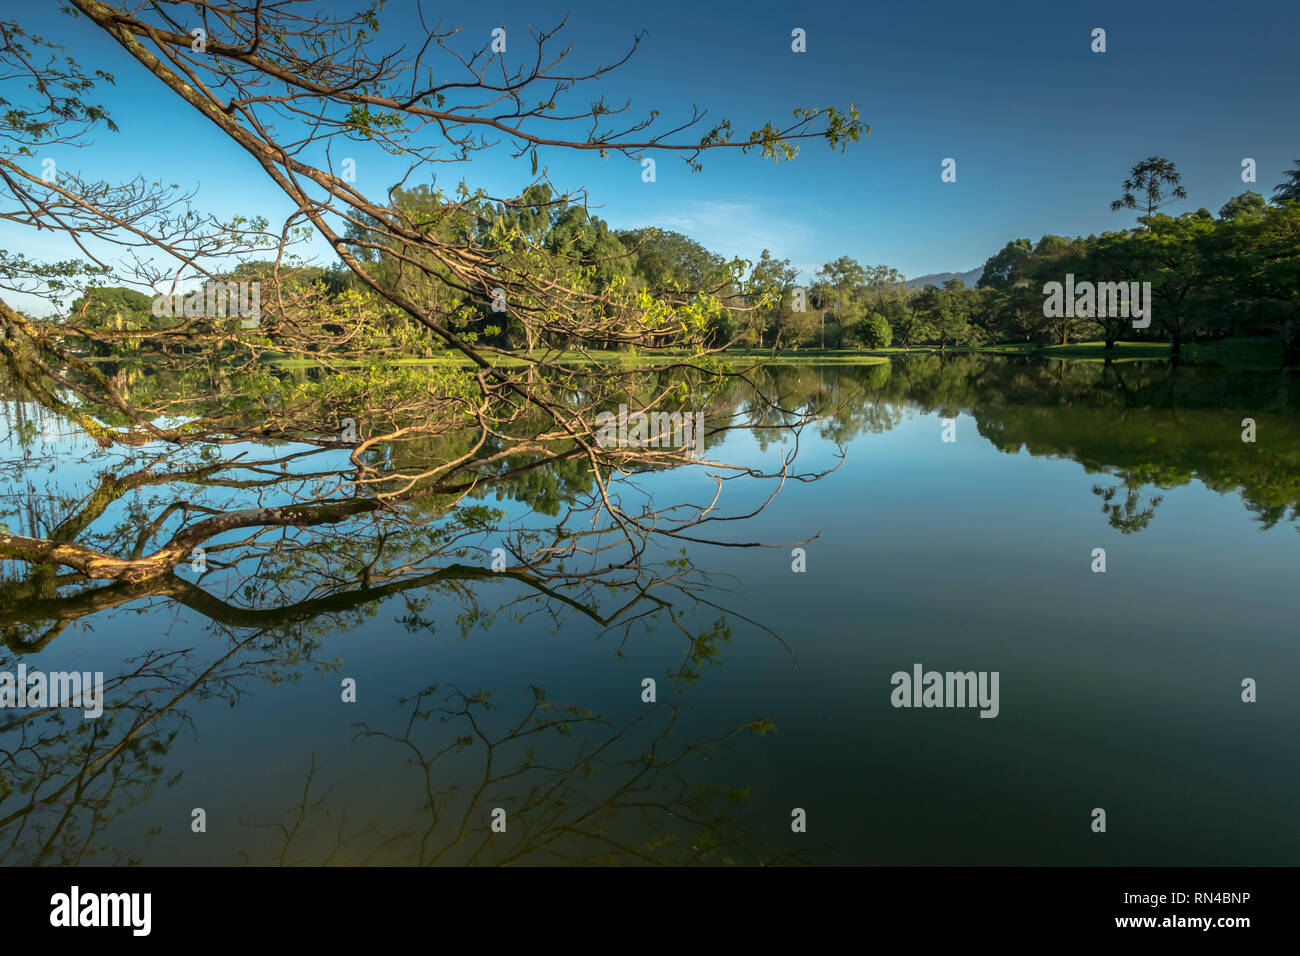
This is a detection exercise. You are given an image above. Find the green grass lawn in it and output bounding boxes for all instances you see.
[727,338,1288,369]
[101,337,1287,371]
[265,348,891,368]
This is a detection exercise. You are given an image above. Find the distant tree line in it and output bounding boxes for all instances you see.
[65,159,1300,364]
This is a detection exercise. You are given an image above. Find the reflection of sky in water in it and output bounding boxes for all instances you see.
[2,362,1298,865]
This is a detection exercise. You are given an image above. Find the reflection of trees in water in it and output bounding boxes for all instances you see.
[243,685,798,867]
[0,625,794,865]
[742,354,1300,532]
[0,359,831,670]
[0,433,796,863]
[1,358,1294,636]
[0,358,843,591]
[831,354,1300,532]
[0,632,324,866]
[0,507,789,863]
[0,514,782,685]
[1092,482,1164,534]
[0,353,1295,864]
[7,358,1290,642]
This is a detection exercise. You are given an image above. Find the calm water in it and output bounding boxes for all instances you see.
[3,354,1298,865]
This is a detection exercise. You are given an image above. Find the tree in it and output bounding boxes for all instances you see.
[817,257,867,311]
[983,280,1041,342]
[1218,191,1269,221]
[1272,160,1300,204]
[1026,235,1088,344]
[746,250,804,347]
[936,279,976,349]
[547,207,631,290]
[977,239,1033,290]
[1130,211,1216,357]
[912,281,972,352]
[1110,157,1188,229]
[890,308,930,348]
[815,256,871,349]
[863,264,907,310]
[855,312,892,349]
[0,1,864,586]
[1232,201,1300,364]
[617,228,727,293]
[1084,231,1146,350]
[65,286,163,354]
[68,286,153,320]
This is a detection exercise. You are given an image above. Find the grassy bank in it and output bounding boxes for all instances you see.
[92,337,1286,371]
[725,337,1288,369]
[261,350,892,369]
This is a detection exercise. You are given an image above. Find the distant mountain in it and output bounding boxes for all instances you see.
[906,267,983,290]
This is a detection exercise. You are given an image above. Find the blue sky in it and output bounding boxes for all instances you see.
[5,0,1299,312]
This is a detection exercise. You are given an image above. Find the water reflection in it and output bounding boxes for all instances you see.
[1,354,1297,865]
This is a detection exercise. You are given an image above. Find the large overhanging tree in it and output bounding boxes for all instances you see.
[0,2,862,610]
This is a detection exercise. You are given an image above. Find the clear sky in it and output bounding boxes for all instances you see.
[5,0,1299,313]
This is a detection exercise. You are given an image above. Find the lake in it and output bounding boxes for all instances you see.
[2,353,1298,865]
